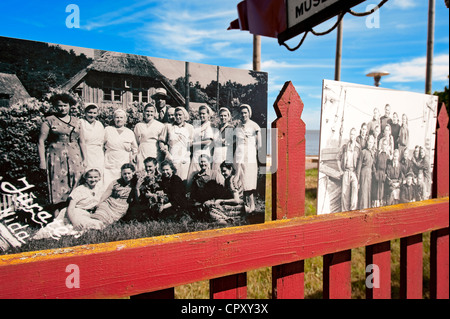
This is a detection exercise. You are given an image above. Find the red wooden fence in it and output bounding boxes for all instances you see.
[0,82,448,299]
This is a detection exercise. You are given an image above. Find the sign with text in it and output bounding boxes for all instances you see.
[278,0,366,43]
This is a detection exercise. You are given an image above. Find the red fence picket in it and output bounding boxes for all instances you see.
[271,81,306,299]
[0,83,448,299]
[430,103,449,299]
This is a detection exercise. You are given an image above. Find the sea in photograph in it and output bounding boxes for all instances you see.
[306,130,320,156]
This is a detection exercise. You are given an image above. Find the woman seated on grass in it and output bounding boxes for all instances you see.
[65,168,103,230]
[158,159,188,219]
[84,163,138,230]
[205,161,249,225]
[122,157,164,222]
[189,153,218,220]
[32,168,103,239]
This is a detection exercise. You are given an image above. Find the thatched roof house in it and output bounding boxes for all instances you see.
[61,50,185,108]
[0,73,31,107]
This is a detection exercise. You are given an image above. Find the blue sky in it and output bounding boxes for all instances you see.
[0,0,448,129]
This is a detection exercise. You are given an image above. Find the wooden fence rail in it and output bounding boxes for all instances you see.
[0,82,448,299]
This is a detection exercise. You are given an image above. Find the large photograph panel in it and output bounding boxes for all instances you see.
[0,36,267,254]
[318,80,438,215]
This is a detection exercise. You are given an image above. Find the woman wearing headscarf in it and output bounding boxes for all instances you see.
[38,93,86,206]
[211,107,235,185]
[103,109,138,190]
[80,103,105,187]
[134,103,165,171]
[187,104,214,189]
[159,106,194,182]
[234,104,261,213]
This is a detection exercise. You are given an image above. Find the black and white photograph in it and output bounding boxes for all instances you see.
[0,36,268,254]
[317,79,438,215]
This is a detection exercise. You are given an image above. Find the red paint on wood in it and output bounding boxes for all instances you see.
[272,81,306,220]
[271,81,306,299]
[430,103,449,299]
[0,198,447,299]
[366,241,391,299]
[430,227,449,299]
[272,261,304,299]
[323,250,352,299]
[210,273,247,299]
[400,234,423,299]
[433,103,449,198]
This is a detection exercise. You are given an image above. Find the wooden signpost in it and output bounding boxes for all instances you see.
[278,0,366,44]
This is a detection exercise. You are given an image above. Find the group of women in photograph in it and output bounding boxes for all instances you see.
[338,103,432,212]
[37,92,262,232]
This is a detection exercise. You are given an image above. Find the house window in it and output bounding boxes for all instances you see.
[141,90,149,103]
[132,89,140,102]
[103,79,122,102]
[74,87,83,98]
[0,94,10,107]
[141,80,150,103]
[130,80,150,103]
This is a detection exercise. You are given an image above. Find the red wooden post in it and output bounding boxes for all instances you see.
[432,103,449,199]
[271,81,306,299]
[366,241,391,299]
[210,273,247,299]
[430,228,449,299]
[430,103,449,299]
[400,234,423,299]
[323,250,352,299]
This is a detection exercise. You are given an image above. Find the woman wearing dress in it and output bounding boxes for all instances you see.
[234,104,261,213]
[38,93,87,206]
[88,163,138,229]
[412,146,431,200]
[158,159,188,219]
[122,157,163,222]
[372,138,390,207]
[103,109,138,190]
[189,154,217,220]
[356,134,376,209]
[205,161,247,225]
[134,103,165,171]
[211,107,234,185]
[80,103,105,186]
[390,112,401,150]
[159,107,194,182]
[397,113,409,160]
[187,105,214,189]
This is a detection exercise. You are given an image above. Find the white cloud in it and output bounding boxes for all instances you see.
[370,54,449,83]
[239,59,334,71]
[390,0,417,9]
